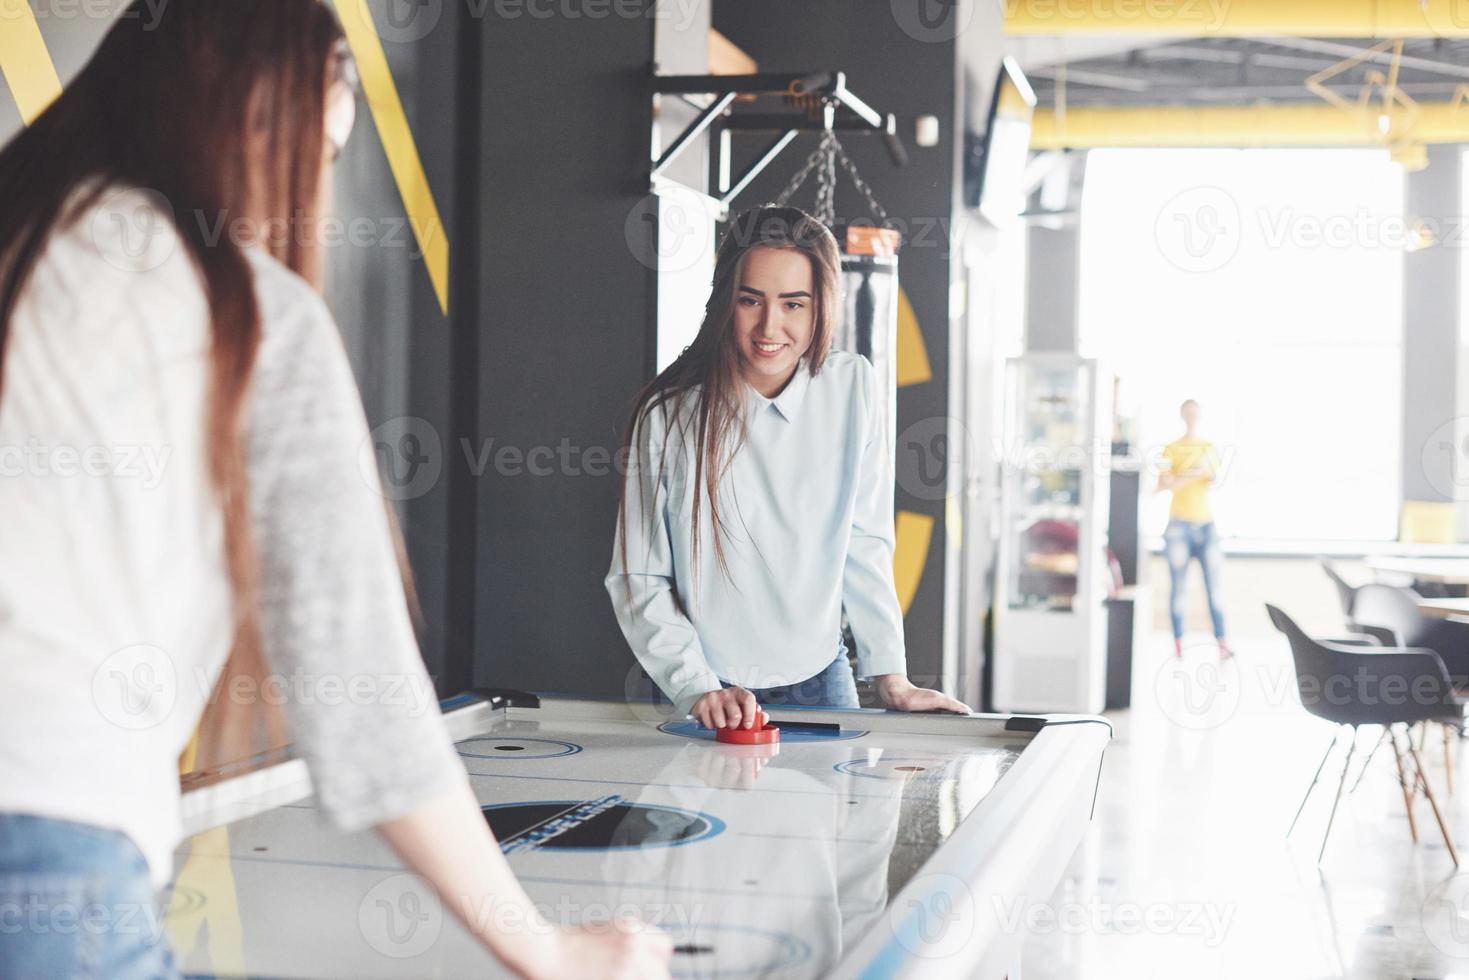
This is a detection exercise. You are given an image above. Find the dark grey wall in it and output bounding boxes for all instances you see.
[712,0,959,687]
[469,7,657,697]
[328,0,468,693]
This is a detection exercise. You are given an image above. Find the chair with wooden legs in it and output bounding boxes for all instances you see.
[1350,583,1469,792]
[1266,604,1466,865]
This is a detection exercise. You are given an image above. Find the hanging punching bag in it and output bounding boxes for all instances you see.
[835,226,900,459]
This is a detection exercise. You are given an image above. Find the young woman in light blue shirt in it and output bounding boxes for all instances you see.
[608,206,969,731]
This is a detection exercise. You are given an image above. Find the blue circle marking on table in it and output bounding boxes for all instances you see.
[458,737,583,760]
[659,720,867,743]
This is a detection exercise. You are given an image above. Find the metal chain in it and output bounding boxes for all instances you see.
[813,130,837,227]
[771,119,888,228]
[832,137,889,224]
[772,136,829,213]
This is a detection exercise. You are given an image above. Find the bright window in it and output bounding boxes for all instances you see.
[1079,148,1404,542]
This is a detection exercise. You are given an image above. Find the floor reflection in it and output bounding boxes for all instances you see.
[1024,628,1469,979]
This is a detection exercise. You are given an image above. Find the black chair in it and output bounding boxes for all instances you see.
[1350,584,1469,685]
[1350,583,1469,792]
[1266,603,1464,865]
[1321,559,1363,628]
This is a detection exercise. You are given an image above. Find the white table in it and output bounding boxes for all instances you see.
[169,692,1110,979]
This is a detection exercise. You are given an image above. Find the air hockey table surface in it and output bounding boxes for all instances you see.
[169,691,1110,979]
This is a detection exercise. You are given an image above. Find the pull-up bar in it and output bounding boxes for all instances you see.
[650,70,906,213]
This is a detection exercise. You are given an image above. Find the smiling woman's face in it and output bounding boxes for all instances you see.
[732,246,816,398]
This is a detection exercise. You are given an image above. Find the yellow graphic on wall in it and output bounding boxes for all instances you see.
[0,2,61,124]
[894,509,934,616]
[330,0,450,314]
[896,286,932,388]
[0,2,450,315]
[893,285,936,615]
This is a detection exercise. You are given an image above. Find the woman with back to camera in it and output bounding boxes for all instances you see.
[0,3,670,977]
[607,206,970,729]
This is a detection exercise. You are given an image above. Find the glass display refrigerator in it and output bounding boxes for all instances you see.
[991,354,1110,713]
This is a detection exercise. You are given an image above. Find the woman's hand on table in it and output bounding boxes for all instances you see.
[521,922,674,980]
[874,675,971,714]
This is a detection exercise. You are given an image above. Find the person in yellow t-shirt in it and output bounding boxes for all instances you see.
[1156,400,1230,659]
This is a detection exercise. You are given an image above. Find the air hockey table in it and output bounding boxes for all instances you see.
[167,691,1110,979]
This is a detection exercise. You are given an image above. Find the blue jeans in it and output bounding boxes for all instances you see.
[0,814,177,980]
[722,651,861,709]
[1164,520,1227,641]
[657,650,863,711]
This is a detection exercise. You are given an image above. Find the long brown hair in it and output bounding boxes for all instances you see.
[0,0,348,763]
[618,206,841,584]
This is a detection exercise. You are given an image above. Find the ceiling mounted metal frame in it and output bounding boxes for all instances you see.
[649,71,906,214]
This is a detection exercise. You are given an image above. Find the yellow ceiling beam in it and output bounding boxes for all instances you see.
[1031,100,1469,148]
[1007,0,1469,38]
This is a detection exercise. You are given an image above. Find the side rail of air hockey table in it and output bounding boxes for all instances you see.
[174,692,1110,980]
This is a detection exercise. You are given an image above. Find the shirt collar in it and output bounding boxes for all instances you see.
[750,361,813,423]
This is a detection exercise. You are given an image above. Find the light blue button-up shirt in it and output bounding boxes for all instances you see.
[607,349,908,714]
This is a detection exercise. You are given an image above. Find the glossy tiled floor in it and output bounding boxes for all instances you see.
[1024,600,1469,979]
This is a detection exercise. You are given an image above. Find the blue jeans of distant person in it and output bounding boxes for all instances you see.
[1164,519,1227,641]
[0,813,177,980]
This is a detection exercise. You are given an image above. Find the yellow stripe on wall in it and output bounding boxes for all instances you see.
[896,286,932,388]
[893,285,934,611]
[893,509,934,615]
[0,2,61,124]
[331,0,451,314]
